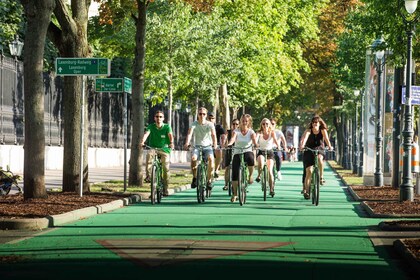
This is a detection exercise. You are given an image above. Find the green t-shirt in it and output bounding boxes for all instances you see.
[146,123,172,154]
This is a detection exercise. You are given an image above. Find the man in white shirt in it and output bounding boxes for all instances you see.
[184,107,217,190]
[270,118,288,180]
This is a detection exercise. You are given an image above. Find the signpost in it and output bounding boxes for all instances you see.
[402,86,420,106]
[95,77,132,191]
[56,58,110,76]
[55,57,110,197]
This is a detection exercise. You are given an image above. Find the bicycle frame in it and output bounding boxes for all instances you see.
[303,147,321,206]
[233,145,252,206]
[193,145,212,203]
[145,146,164,204]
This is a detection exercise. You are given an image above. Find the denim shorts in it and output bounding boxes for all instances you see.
[192,146,214,162]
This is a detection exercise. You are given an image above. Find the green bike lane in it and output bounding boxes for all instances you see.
[0,162,407,279]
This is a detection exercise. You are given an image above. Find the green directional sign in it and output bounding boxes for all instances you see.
[56,58,110,76]
[124,77,132,94]
[95,78,124,92]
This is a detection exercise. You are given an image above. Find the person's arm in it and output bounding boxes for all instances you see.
[322,129,333,150]
[184,127,194,150]
[168,132,174,149]
[280,134,288,151]
[140,130,150,146]
[251,131,258,147]
[226,130,237,146]
[272,131,280,149]
[299,130,310,150]
[211,127,217,150]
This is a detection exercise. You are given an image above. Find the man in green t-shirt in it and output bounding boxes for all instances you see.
[140,110,174,196]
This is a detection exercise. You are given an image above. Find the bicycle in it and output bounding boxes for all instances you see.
[191,145,213,203]
[302,146,325,206]
[144,145,166,204]
[0,166,22,196]
[256,149,271,201]
[222,146,234,197]
[233,145,253,206]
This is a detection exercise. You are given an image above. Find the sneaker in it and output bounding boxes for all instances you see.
[214,172,219,178]
[223,185,228,191]
[206,181,213,190]
[320,178,326,185]
[277,171,282,180]
[191,177,197,188]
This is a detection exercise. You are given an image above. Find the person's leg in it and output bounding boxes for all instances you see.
[223,165,230,190]
[231,154,240,201]
[274,152,281,172]
[304,166,313,195]
[267,158,274,193]
[318,154,325,184]
[245,151,255,184]
[144,151,152,182]
[190,150,198,188]
[256,154,263,181]
[206,153,215,188]
[159,151,170,195]
[231,181,238,202]
[214,149,222,177]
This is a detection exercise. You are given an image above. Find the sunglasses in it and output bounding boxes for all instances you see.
[199,113,207,116]
[271,123,275,125]
[232,123,239,125]
[155,115,164,118]
[263,123,270,126]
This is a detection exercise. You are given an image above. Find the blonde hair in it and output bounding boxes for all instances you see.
[239,114,253,130]
[259,118,272,133]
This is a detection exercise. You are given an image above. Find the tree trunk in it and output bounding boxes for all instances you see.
[21,0,55,199]
[129,0,147,186]
[218,84,229,129]
[48,0,90,193]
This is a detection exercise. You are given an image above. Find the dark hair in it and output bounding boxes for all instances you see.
[154,110,164,116]
[307,115,327,130]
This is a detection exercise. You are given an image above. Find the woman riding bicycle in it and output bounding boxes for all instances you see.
[255,118,280,197]
[225,114,258,203]
[299,115,333,199]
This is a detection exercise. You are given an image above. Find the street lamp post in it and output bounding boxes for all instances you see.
[358,89,364,177]
[399,0,420,201]
[353,89,360,174]
[8,35,24,145]
[371,37,386,187]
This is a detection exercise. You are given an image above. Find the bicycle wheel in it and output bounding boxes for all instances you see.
[239,166,246,206]
[0,183,12,196]
[156,169,163,204]
[196,165,203,203]
[313,168,320,206]
[228,167,232,197]
[150,165,157,205]
[262,165,267,201]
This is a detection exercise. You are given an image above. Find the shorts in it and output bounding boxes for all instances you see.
[231,151,255,181]
[192,146,214,162]
[256,150,274,160]
[302,147,325,168]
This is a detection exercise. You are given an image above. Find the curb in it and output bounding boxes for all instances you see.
[394,239,420,277]
[379,221,420,231]
[360,201,420,218]
[0,194,141,230]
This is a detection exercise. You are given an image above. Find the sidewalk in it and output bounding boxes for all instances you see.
[0,162,418,279]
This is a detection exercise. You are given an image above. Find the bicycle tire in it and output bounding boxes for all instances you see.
[201,165,207,202]
[150,165,157,205]
[156,167,163,204]
[262,165,267,201]
[243,168,248,204]
[196,165,203,203]
[314,168,320,206]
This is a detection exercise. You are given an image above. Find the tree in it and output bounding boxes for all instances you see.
[47,0,91,192]
[20,0,56,199]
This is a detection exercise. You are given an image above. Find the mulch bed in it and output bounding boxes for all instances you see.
[350,185,420,272]
[0,192,131,219]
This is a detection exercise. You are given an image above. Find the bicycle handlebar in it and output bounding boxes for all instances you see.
[143,145,170,152]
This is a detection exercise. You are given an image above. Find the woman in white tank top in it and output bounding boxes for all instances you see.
[256,118,280,197]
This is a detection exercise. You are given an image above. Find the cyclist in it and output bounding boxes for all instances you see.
[255,118,280,197]
[184,107,217,191]
[207,112,226,179]
[270,118,288,180]
[225,114,258,202]
[222,118,239,191]
[140,110,174,196]
[299,115,333,199]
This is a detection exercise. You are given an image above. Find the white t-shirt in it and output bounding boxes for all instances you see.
[190,120,214,146]
[233,129,255,155]
[257,132,274,150]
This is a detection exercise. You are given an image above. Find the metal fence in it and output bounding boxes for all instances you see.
[0,55,190,148]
